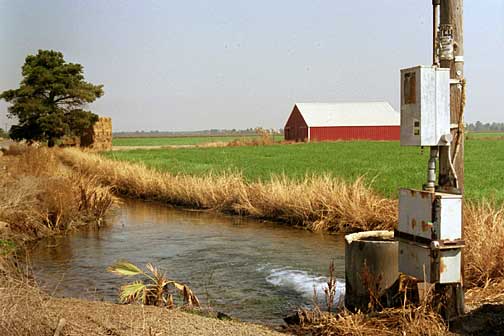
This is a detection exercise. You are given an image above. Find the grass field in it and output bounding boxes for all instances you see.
[112,135,262,146]
[103,140,504,202]
[466,131,504,139]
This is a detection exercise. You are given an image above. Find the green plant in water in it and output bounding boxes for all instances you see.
[108,260,200,308]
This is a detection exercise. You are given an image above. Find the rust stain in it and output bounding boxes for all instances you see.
[410,189,416,197]
[420,191,432,199]
[411,218,417,229]
[421,221,432,232]
[440,260,446,274]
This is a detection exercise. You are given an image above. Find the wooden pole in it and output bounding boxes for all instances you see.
[437,0,465,318]
[439,0,464,193]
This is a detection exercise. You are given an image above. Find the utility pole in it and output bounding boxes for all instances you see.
[437,0,465,317]
[438,0,465,193]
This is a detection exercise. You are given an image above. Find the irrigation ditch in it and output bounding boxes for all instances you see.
[1,146,504,335]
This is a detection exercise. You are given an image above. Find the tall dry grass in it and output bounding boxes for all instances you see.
[287,305,448,336]
[0,146,114,239]
[0,254,56,336]
[58,148,504,291]
[464,200,504,288]
[58,148,397,233]
[0,146,116,335]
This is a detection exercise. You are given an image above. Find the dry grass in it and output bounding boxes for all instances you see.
[0,145,114,240]
[0,256,56,336]
[286,305,448,336]
[58,148,397,233]
[58,148,504,288]
[0,258,282,336]
[465,279,504,307]
[0,145,117,333]
[1,146,504,334]
[464,200,504,288]
[59,148,504,288]
[0,146,283,336]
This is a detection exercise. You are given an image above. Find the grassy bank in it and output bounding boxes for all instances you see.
[1,146,503,335]
[0,146,114,334]
[60,148,504,289]
[103,140,504,203]
[60,148,396,233]
[0,147,283,336]
[0,146,114,240]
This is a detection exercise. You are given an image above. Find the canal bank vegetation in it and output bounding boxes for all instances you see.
[59,147,504,333]
[103,139,504,203]
[1,146,503,335]
[108,260,200,308]
[59,148,396,233]
[0,146,114,240]
[0,146,283,336]
[58,148,504,289]
[0,144,113,334]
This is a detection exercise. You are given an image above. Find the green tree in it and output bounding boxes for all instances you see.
[0,127,8,138]
[0,50,104,147]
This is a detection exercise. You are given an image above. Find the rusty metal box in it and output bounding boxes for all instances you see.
[398,189,462,241]
[400,66,451,146]
[398,240,462,284]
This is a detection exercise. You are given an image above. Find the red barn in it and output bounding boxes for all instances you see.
[284,102,400,142]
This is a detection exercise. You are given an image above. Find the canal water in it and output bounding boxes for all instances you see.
[29,199,346,325]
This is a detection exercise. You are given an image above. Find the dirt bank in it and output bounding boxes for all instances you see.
[0,284,285,336]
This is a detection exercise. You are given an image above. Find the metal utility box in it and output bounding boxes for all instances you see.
[400,66,451,146]
[398,189,462,241]
[396,188,463,284]
[398,241,462,284]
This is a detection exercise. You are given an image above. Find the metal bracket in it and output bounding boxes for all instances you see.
[454,56,464,63]
[431,239,465,250]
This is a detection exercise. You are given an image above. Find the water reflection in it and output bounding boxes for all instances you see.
[30,199,345,324]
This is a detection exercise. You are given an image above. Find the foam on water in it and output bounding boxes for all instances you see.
[265,266,345,304]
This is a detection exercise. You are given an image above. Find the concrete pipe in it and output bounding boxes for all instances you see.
[344,230,398,312]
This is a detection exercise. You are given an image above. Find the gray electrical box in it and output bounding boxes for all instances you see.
[400,66,451,146]
[398,241,462,284]
[398,189,462,241]
[396,188,463,284]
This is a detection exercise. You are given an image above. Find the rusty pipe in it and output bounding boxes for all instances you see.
[425,147,439,192]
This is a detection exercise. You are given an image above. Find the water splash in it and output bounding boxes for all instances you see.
[265,266,345,305]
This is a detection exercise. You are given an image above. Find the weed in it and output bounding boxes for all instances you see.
[108,260,200,308]
[0,146,115,238]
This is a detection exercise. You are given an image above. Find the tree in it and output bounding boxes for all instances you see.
[0,127,8,138]
[0,50,104,147]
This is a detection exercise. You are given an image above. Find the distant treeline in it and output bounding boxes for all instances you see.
[113,128,284,138]
[466,122,504,132]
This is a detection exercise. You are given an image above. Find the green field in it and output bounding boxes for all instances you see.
[112,133,504,146]
[103,140,504,202]
[466,132,504,139]
[112,135,261,146]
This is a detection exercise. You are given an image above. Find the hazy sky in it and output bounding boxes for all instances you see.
[1,1,503,131]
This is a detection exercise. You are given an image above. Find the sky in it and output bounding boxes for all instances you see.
[1,0,503,132]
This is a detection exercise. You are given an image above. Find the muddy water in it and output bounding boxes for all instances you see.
[30,199,345,325]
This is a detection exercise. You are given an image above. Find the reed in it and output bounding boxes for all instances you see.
[463,199,504,287]
[58,148,397,233]
[58,148,504,290]
[0,146,115,239]
[287,305,448,336]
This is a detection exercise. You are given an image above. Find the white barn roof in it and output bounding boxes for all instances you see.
[295,102,399,127]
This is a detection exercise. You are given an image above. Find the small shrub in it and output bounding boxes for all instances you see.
[108,260,200,308]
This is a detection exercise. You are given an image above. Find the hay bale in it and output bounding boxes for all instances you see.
[80,117,112,151]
